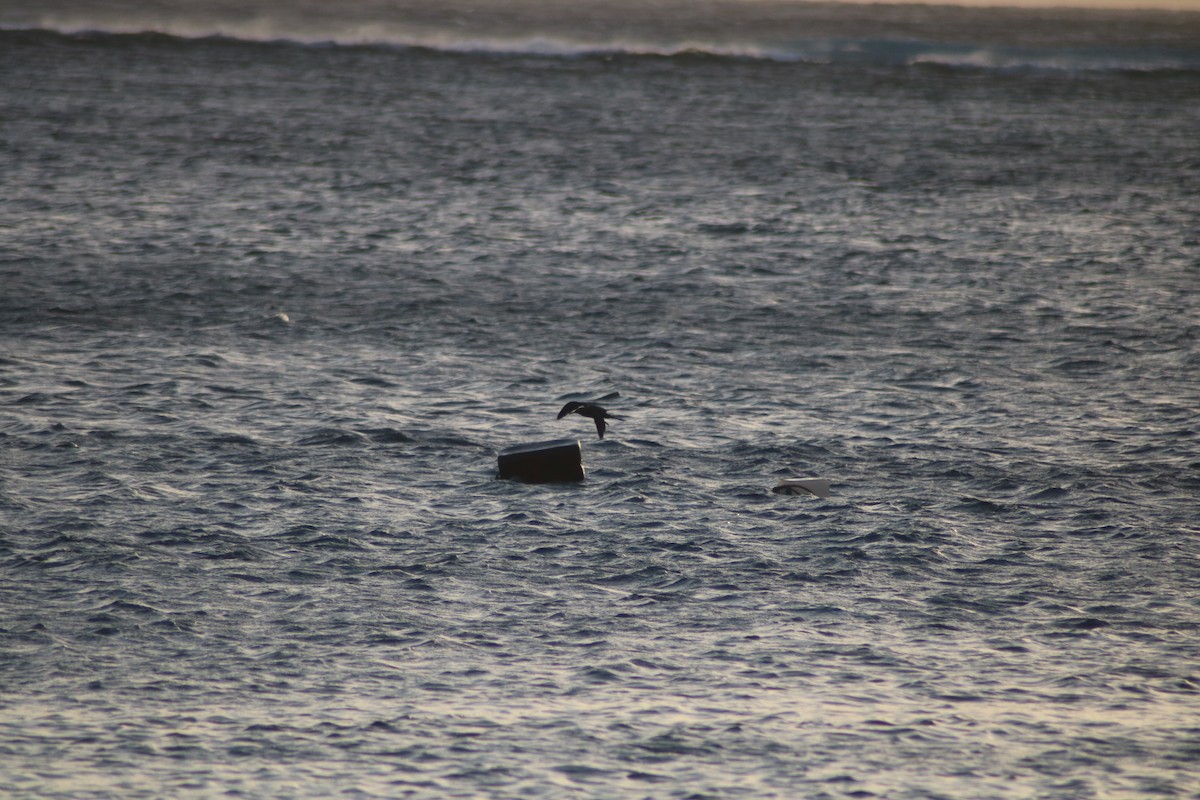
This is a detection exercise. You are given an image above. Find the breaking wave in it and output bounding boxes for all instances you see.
[6,25,1199,74]
[4,0,1200,73]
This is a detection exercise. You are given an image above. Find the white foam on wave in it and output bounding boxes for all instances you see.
[7,0,1198,72]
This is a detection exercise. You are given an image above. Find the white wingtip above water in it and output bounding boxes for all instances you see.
[772,478,832,498]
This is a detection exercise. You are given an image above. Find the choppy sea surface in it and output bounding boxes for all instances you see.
[3,1,1200,797]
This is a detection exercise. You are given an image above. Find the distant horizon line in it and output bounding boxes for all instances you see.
[821,0,1199,10]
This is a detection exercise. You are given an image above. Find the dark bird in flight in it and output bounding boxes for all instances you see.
[557,402,623,439]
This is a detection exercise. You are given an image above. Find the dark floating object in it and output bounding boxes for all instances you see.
[772,478,832,498]
[557,402,623,439]
[498,438,585,483]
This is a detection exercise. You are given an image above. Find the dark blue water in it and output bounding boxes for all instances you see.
[3,3,1200,797]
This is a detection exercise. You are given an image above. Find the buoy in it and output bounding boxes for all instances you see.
[772,478,831,498]
[498,439,585,483]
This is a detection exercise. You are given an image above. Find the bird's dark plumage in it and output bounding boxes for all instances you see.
[557,401,623,439]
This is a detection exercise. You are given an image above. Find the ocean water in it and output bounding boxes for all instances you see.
[3,1,1200,797]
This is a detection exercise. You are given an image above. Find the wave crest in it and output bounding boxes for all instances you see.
[4,0,1200,74]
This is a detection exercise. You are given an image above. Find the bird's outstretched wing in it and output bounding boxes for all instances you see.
[594,416,606,438]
